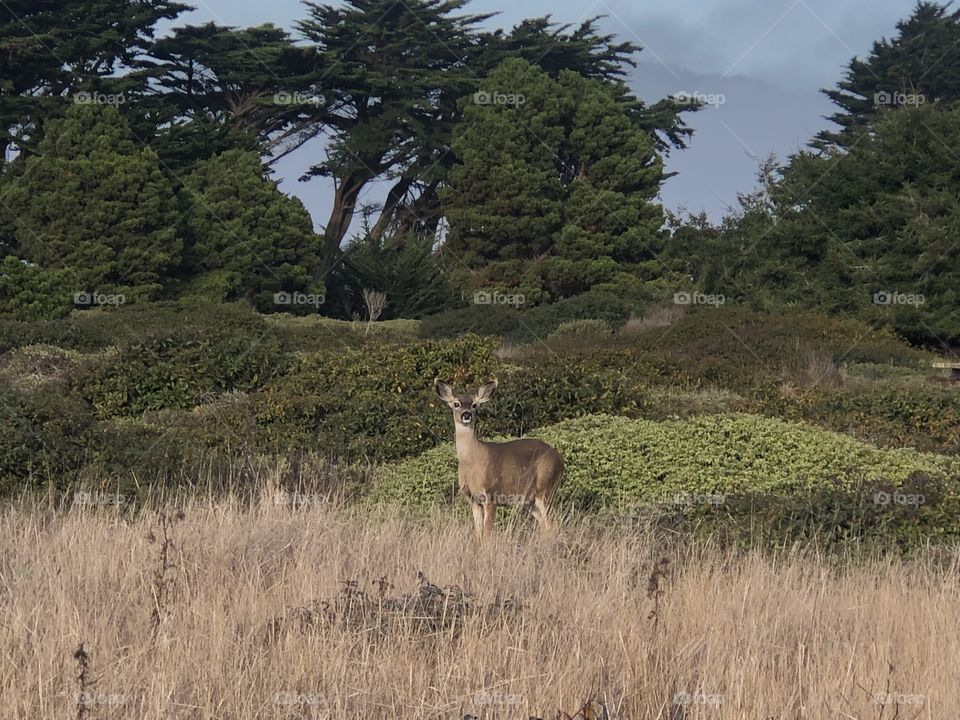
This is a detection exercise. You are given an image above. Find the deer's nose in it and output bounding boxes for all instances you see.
[460,410,473,423]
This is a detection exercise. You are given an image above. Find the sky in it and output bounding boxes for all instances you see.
[162,0,920,231]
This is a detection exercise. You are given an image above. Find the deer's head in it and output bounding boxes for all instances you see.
[434,378,498,429]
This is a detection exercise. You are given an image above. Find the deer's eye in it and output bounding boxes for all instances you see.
[453,402,460,408]
[472,403,478,409]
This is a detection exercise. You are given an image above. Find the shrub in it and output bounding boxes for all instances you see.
[547,319,612,339]
[0,382,95,494]
[0,301,271,353]
[0,257,77,319]
[419,303,522,339]
[373,413,960,513]
[507,288,643,342]
[83,328,292,417]
[256,335,500,461]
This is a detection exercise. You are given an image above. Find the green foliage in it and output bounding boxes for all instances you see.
[6,105,182,301]
[0,257,77,319]
[443,58,670,300]
[547,319,612,339]
[83,328,292,418]
[765,105,960,344]
[256,335,499,461]
[419,284,650,341]
[374,414,960,531]
[675,471,960,551]
[328,233,454,320]
[297,0,485,274]
[0,382,95,494]
[419,304,522,339]
[815,1,960,151]
[136,22,316,172]
[782,381,960,455]
[509,286,648,341]
[178,149,322,311]
[0,301,271,353]
[0,0,186,163]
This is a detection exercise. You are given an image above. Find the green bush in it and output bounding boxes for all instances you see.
[374,413,960,511]
[0,382,95,494]
[782,382,960,455]
[547,319,612,339]
[0,301,271,353]
[675,472,959,551]
[419,303,522,339]
[0,257,77,320]
[83,329,292,417]
[508,288,643,342]
[256,334,500,461]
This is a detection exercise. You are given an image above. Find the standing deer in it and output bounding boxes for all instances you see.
[434,378,564,541]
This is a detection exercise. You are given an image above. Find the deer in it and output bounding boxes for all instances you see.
[434,378,564,541]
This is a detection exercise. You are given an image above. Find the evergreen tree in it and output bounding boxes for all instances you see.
[814,1,960,151]
[132,22,318,173]
[442,58,667,299]
[329,232,453,320]
[297,0,487,277]
[0,0,186,168]
[6,105,181,301]
[179,149,322,311]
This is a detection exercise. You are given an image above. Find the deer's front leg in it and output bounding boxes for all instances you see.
[482,498,497,540]
[470,500,484,541]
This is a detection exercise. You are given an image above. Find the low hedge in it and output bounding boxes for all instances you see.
[372,413,960,512]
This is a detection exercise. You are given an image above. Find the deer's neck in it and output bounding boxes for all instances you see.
[454,422,485,462]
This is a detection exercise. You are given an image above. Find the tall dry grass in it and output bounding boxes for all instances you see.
[1,489,958,719]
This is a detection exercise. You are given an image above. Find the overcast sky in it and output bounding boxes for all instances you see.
[165,0,920,231]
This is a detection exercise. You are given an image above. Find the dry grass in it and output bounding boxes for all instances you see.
[621,304,686,335]
[781,351,847,395]
[2,490,958,719]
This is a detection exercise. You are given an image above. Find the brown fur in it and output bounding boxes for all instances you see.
[435,378,564,541]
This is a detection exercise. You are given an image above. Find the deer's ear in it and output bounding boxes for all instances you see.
[475,379,498,404]
[434,378,455,402]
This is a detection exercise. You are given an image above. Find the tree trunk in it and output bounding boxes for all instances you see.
[396,179,442,240]
[318,172,367,279]
[369,176,414,242]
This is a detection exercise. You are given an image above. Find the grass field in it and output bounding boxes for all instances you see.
[2,487,957,719]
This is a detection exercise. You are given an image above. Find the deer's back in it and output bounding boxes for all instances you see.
[477,437,564,496]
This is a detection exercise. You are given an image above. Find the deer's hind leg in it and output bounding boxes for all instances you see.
[470,500,484,541]
[531,496,554,534]
[482,499,497,540]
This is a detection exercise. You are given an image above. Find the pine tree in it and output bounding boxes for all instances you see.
[814,1,960,151]
[7,105,181,301]
[179,148,322,311]
[442,58,667,299]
